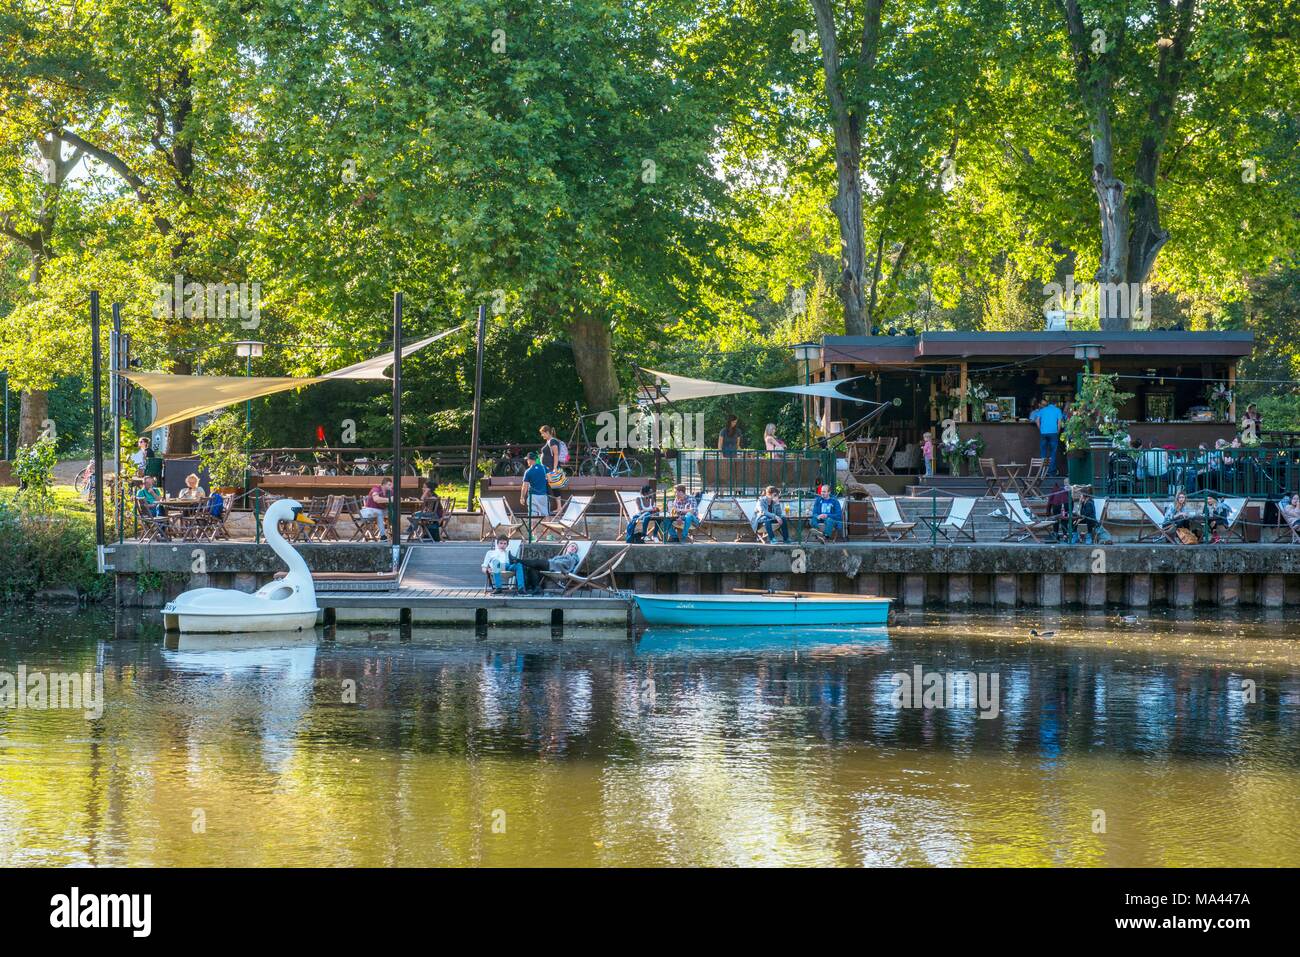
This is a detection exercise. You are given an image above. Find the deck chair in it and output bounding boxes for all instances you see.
[734,497,768,542]
[999,492,1056,542]
[555,544,631,597]
[685,491,718,542]
[978,457,1000,497]
[1277,497,1300,543]
[483,539,524,591]
[480,496,525,540]
[1214,497,1249,543]
[869,496,917,541]
[617,490,661,542]
[539,540,595,591]
[1134,498,1178,543]
[935,495,977,543]
[537,494,593,542]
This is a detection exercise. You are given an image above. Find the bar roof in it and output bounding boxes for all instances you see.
[821,330,1254,365]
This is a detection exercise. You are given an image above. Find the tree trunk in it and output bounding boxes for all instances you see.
[18,390,49,448]
[830,124,869,336]
[568,312,620,413]
[165,356,194,453]
[1089,106,1131,331]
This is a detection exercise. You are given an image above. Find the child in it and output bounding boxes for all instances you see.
[922,432,935,476]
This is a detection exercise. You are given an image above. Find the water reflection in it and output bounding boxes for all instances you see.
[0,609,1297,866]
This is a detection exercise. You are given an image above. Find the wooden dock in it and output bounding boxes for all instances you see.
[316,542,632,634]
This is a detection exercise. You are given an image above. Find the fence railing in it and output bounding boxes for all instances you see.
[673,449,837,496]
[1096,446,1300,499]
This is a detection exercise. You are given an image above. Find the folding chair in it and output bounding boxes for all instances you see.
[685,491,718,542]
[1020,458,1047,499]
[1277,498,1300,543]
[869,496,917,541]
[806,497,847,543]
[978,457,1000,497]
[554,544,631,597]
[483,540,524,591]
[1215,497,1249,543]
[930,495,977,543]
[617,490,660,543]
[1134,498,1179,544]
[537,494,593,542]
[135,497,171,542]
[480,496,525,540]
[539,540,595,592]
[999,492,1056,542]
[734,497,767,542]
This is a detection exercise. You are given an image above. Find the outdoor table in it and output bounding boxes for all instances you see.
[161,498,209,541]
[997,462,1026,493]
[848,438,885,476]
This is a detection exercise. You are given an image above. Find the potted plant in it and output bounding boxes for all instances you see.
[197,411,252,493]
[1206,382,1232,422]
[1062,374,1134,484]
[967,383,990,422]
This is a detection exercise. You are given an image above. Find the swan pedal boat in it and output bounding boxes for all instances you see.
[162,498,320,634]
[634,590,892,627]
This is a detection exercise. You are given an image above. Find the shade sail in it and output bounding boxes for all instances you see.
[639,368,876,404]
[127,326,464,431]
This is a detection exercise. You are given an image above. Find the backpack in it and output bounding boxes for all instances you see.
[209,491,225,517]
[556,439,570,464]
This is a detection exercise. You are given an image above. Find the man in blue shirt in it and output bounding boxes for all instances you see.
[1031,397,1065,475]
[520,452,550,517]
[809,484,843,541]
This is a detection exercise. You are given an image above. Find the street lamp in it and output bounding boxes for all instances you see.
[1073,342,1102,390]
[235,340,265,486]
[791,341,820,449]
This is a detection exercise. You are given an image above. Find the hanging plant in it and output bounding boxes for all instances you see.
[1062,374,1134,452]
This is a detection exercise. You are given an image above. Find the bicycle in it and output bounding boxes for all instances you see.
[73,462,95,495]
[578,446,642,477]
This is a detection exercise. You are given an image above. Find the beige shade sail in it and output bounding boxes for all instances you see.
[639,367,874,404]
[126,326,464,431]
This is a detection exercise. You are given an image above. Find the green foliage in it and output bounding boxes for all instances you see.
[12,434,57,511]
[0,498,106,601]
[196,411,250,489]
[1063,375,1135,452]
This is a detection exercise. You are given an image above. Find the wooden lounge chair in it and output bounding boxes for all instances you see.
[869,496,917,541]
[480,496,525,540]
[539,540,595,591]
[554,544,631,597]
[482,539,524,591]
[617,489,661,543]
[1213,497,1249,543]
[1134,498,1179,543]
[999,492,1056,542]
[734,497,767,542]
[537,494,593,542]
[930,495,977,543]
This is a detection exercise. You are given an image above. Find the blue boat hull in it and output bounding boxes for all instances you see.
[634,593,892,627]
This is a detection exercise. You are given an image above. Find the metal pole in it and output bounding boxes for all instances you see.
[3,372,8,459]
[391,291,403,564]
[112,304,124,544]
[467,304,488,511]
[803,356,811,449]
[90,291,105,546]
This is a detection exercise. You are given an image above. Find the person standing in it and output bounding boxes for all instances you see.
[131,436,154,470]
[718,415,742,456]
[921,431,935,477]
[520,452,550,518]
[1030,396,1064,475]
[361,477,393,539]
[763,423,786,453]
[538,425,563,472]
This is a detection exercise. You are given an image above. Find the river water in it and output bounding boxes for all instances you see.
[1,608,1298,866]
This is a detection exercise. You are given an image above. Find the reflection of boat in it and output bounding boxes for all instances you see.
[636,625,887,657]
[162,499,319,633]
[634,591,892,627]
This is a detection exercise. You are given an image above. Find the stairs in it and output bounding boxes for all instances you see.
[400,541,492,589]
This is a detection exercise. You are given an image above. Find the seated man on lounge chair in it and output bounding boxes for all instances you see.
[664,485,699,543]
[756,485,790,543]
[1074,486,1110,544]
[481,537,526,592]
[808,484,842,541]
[1204,494,1232,543]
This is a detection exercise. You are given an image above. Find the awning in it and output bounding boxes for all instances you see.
[639,368,876,404]
[126,325,464,431]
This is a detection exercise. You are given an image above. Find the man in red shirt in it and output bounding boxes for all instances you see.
[361,477,393,539]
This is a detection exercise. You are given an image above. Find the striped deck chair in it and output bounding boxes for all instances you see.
[617,489,661,543]
[999,492,1055,543]
[1134,498,1178,543]
[482,539,524,591]
[734,497,765,542]
[537,494,593,542]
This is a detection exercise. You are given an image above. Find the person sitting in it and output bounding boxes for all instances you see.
[360,477,393,539]
[177,473,207,501]
[808,485,842,541]
[1134,438,1169,485]
[548,542,582,576]
[664,484,698,543]
[481,537,525,593]
[755,485,790,543]
[135,475,163,517]
[410,480,444,541]
[1075,486,1111,544]
[1205,493,1231,543]
[1162,491,1201,543]
[624,483,659,542]
[1281,494,1300,537]
[1046,483,1073,541]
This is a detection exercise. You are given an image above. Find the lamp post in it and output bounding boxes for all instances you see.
[1073,342,1102,394]
[791,341,820,450]
[235,340,265,487]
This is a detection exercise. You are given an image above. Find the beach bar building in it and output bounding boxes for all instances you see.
[814,330,1255,475]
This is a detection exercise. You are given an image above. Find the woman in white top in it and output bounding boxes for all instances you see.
[764,423,786,452]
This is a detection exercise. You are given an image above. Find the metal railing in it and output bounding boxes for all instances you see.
[1096,447,1300,499]
[673,448,837,496]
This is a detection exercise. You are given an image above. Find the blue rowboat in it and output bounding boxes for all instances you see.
[634,592,892,627]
